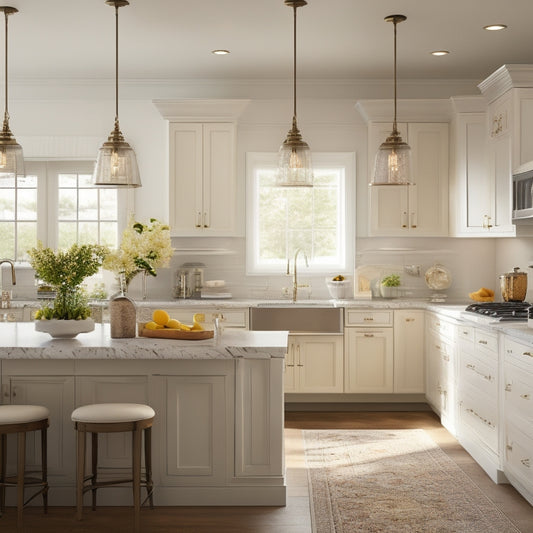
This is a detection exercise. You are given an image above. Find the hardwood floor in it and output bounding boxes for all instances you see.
[1,411,532,532]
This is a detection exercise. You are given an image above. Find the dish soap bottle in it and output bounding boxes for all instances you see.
[109,275,136,338]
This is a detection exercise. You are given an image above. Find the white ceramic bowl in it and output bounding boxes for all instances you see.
[326,279,351,299]
[35,317,95,339]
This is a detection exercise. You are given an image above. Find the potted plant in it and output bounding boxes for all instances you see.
[28,243,108,338]
[380,274,401,298]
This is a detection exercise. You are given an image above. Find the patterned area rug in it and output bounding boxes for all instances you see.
[304,429,520,533]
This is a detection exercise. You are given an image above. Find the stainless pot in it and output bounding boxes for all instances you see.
[499,267,528,302]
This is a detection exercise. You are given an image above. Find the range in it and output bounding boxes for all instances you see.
[462,301,531,324]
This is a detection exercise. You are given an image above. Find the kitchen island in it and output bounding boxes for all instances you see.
[0,323,288,506]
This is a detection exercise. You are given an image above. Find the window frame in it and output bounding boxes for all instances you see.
[245,151,355,275]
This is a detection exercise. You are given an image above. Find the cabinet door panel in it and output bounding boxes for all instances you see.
[344,329,393,393]
[492,134,513,228]
[169,123,203,234]
[297,337,343,393]
[160,375,227,485]
[394,310,425,393]
[369,185,409,236]
[5,376,75,484]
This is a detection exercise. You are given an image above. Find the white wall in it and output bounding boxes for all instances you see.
[4,77,514,302]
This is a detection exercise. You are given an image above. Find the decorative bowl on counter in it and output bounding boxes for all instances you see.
[35,317,95,339]
[326,278,351,299]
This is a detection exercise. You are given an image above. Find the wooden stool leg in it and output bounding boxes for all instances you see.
[41,427,48,513]
[0,433,6,515]
[76,427,86,521]
[144,426,154,509]
[132,426,142,533]
[91,432,98,511]
[17,431,26,531]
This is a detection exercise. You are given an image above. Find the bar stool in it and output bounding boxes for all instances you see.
[71,403,155,532]
[0,405,50,529]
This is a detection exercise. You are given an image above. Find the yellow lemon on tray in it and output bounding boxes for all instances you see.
[144,321,164,330]
[166,318,182,329]
[152,309,170,326]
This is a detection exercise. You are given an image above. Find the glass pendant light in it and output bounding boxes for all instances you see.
[371,14,411,186]
[0,7,23,180]
[93,0,141,188]
[276,0,313,188]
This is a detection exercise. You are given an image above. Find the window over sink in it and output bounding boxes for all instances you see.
[245,152,355,274]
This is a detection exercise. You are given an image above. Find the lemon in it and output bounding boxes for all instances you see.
[193,313,205,323]
[152,309,170,326]
[166,318,181,329]
[145,321,164,330]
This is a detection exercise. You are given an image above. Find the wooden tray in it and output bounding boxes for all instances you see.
[139,328,214,341]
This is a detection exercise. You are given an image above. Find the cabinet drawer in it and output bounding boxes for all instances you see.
[473,329,498,354]
[459,391,499,453]
[459,350,497,398]
[457,325,474,342]
[505,421,533,494]
[426,314,456,341]
[503,336,533,369]
[504,363,533,428]
[345,310,392,327]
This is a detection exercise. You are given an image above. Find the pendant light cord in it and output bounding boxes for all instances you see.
[392,19,398,134]
[3,9,9,130]
[114,3,119,128]
[292,5,297,121]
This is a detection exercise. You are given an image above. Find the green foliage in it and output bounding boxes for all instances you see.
[381,274,401,287]
[28,243,108,320]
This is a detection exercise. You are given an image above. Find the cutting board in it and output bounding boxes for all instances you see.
[139,328,214,341]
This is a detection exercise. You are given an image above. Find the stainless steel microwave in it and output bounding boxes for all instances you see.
[512,162,533,222]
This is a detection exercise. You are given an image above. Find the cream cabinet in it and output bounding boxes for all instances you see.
[368,122,449,237]
[284,335,344,393]
[425,313,457,433]
[344,310,394,393]
[1,361,76,489]
[169,122,236,236]
[393,310,425,393]
[450,97,515,237]
[502,336,533,505]
[456,326,502,482]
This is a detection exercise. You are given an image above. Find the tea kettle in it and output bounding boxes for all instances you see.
[499,267,527,302]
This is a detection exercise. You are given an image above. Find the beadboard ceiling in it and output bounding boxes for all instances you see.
[6,0,533,83]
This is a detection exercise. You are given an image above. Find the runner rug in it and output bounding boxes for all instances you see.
[303,429,520,533]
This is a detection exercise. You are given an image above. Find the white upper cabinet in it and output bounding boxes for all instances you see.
[450,96,515,237]
[367,121,449,236]
[169,122,236,236]
[153,99,250,237]
[357,99,450,238]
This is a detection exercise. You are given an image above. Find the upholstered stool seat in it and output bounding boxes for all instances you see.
[0,405,50,529]
[71,403,155,533]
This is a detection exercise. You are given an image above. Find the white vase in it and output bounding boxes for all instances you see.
[34,318,95,339]
[380,286,399,299]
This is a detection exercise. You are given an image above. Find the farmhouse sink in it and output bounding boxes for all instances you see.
[249,305,343,333]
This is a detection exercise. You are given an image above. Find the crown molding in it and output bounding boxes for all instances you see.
[152,99,251,122]
[478,64,533,103]
[449,95,486,114]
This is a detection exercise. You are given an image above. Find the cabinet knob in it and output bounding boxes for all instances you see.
[521,458,531,468]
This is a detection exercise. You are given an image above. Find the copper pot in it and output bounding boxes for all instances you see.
[499,267,527,302]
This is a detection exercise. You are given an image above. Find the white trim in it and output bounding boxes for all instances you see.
[245,152,355,276]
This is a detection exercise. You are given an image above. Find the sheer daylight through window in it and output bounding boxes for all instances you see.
[246,152,354,274]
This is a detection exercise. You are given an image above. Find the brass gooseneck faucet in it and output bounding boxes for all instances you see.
[0,258,16,285]
[287,248,308,302]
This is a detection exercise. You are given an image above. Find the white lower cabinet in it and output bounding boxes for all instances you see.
[1,364,76,487]
[344,327,393,393]
[502,336,533,504]
[285,335,344,393]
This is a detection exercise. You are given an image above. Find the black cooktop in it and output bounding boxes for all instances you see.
[465,301,531,321]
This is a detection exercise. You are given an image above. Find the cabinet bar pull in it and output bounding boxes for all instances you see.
[462,330,469,336]
[522,351,533,358]
[195,212,202,228]
[506,444,513,451]
[203,212,209,228]
[466,407,495,428]
[401,211,408,228]
[296,345,303,367]
[521,458,531,468]
[405,318,415,322]
[410,212,417,228]
[364,333,374,338]
[478,340,488,345]
[363,317,374,321]
[466,363,493,382]
[505,383,512,392]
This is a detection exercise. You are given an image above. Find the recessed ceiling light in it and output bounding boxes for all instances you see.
[212,49,230,55]
[431,50,450,56]
[483,24,507,31]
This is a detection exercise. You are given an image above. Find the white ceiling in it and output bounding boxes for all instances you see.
[5,0,533,83]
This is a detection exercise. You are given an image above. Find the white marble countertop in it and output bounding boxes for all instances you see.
[0,323,288,360]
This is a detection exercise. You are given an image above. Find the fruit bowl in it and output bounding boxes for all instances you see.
[326,278,351,299]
